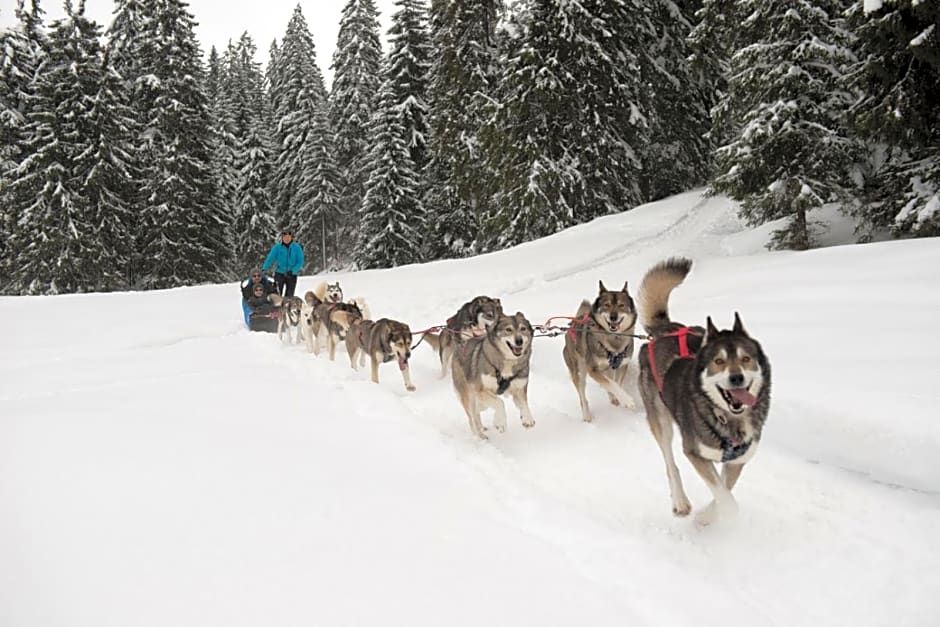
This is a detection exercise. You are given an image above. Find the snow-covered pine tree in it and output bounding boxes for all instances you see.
[355,64,426,270]
[480,0,648,249]
[295,101,341,271]
[271,5,328,246]
[227,33,277,274]
[232,118,277,273]
[0,0,47,290]
[6,1,131,293]
[129,0,229,288]
[847,0,940,238]
[385,0,431,174]
[639,0,712,201]
[329,0,382,255]
[423,0,502,259]
[712,0,856,250]
[688,0,747,152]
[206,42,239,278]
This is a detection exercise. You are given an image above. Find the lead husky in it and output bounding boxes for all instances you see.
[637,258,771,526]
[562,280,637,422]
[346,318,417,392]
[424,295,504,377]
[451,312,536,439]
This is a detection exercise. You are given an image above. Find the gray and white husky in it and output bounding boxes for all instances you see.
[268,293,304,344]
[451,312,536,439]
[636,258,772,526]
[424,295,504,377]
[562,280,638,422]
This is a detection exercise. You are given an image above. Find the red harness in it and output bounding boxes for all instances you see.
[566,313,591,340]
[647,326,699,393]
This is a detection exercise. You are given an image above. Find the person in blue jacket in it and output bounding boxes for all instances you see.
[262,228,304,297]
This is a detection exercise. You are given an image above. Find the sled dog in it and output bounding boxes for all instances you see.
[311,300,363,359]
[313,281,343,304]
[346,318,417,392]
[268,293,304,344]
[424,295,504,377]
[451,312,536,439]
[562,280,638,421]
[637,257,772,526]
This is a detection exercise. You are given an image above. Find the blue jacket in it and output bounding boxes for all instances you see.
[262,241,304,275]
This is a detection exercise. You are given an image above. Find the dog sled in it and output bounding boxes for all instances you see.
[242,299,279,333]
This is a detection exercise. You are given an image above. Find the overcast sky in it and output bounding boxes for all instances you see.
[0,0,399,88]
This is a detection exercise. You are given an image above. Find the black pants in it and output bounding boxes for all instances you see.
[275,272,297,298]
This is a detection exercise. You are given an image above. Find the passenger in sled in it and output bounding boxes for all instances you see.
[240,268,278,332]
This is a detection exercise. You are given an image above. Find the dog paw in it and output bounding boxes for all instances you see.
[521,417,535,428]
[582,414,594,423]
[406,384,416,392]
[693,502,718,527]
[609,394,620,406]
[620,394,636,410]
[672,498,692,518]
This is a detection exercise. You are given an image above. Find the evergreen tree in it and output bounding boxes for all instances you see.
[0,0,48,289]
[712,0,855,250]
[6,1,131,293]
[847,0,940,238]
[423,0,502,258]
[206,42,239,278]
[128,0,228,287]
[355,66,426,270]
[296,101,341,270]
[639,0,712,201]
[226,33,277,273]
[271,4,328,243]
[481,0,648,248]
[232,119,277,272]
[329,0,382,252]
[688,0,747,151]
[385,0,432,173]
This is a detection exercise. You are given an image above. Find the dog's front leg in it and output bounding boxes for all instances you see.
[479,392,508,433]
[588,370,635,409]
[370,352,381,384]
[399,361,416,392]
[328,331,337,361]
[685,452,738,526]
[643,398,692,517]
[509,383,536,428]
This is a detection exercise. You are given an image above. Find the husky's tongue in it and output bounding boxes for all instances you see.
[727,388,757,407]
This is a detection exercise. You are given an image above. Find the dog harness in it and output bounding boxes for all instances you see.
[607,349,628,370]
[647,326,698,393]
[703,417,753,462]
[495,371,516,395]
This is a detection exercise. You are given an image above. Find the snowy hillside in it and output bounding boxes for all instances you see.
[2,191,939,627]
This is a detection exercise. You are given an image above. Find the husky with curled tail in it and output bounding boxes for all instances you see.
[637,257,772,526]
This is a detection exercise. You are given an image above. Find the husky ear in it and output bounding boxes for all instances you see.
[732,312,748,336]
[621,280,629,293]
[704,316,719,344]
[598,280,608,293]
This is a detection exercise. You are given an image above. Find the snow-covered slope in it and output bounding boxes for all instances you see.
[2,191,938,627]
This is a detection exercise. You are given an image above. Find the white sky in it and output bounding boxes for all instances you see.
[0,0,399,88]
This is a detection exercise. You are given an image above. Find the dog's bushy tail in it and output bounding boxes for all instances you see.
[267,293,283,306]
[638,257,692,333]
[312,281,328,301]
[422,332,441,352]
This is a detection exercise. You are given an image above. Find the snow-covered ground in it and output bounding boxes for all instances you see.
[2,191,939,627]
